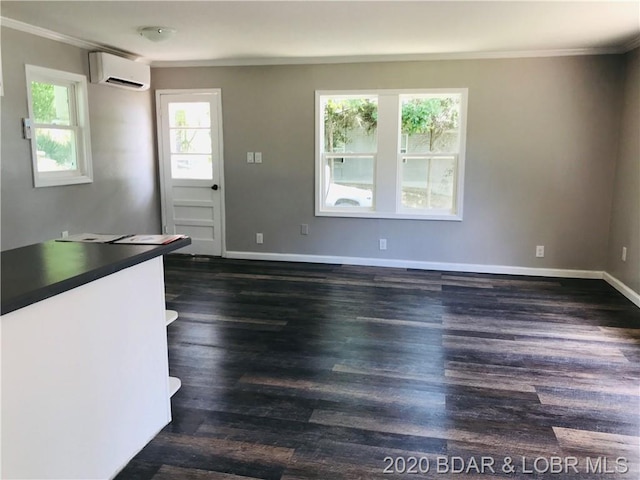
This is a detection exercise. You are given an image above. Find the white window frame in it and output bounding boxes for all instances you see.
[26,65,93,187]
[315,88,468,221]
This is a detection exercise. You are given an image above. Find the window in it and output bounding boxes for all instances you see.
[167,101,213,180]
[320,95,377,210]
[316,89,467,220]
[26,65,92,187]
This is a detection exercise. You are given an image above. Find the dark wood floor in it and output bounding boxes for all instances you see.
[116,256,640,479]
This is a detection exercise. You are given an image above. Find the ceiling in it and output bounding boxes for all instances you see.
[2,1,639,66]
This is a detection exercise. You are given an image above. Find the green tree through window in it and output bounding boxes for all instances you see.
[317,89,467,219]
[26,65,93,187]
[31,81,75,168]
[31,82,56,123]
[401,97,459,151]
[324,97,458,152]
[324,99,377,152]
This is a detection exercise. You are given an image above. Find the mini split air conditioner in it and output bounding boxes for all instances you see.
[89,52,150,91]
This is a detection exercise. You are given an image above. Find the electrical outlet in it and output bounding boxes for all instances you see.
[536,245,545,258]
[256,233,263,244]
[61,230,69,238]
[622,246,627,262]
[379,238,387,250]
[300,224,309,235]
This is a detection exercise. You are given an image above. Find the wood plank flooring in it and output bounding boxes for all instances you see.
[116,256,640,479]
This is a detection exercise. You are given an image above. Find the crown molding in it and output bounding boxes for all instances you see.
[149,46,626,68]
[622,36,640,52]
[0,16,143,62]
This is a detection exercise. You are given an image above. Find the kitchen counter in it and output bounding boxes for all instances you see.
[1,237,190,479]
[1,238,190,315]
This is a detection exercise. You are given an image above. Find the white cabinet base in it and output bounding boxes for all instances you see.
[1,257,172,480]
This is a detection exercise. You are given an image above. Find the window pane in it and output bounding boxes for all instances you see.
[35,128,77,171]
[171,154,212,180]
[170,129,212,154]
[324,156,373,208]
[168,102,210,128]
[323,97,377,153]
[31,82,71,125]
[400,95,460,153]
[401,156,455,210]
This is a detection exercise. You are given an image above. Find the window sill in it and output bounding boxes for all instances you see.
[34,174,93,188]
[315,209,462,221]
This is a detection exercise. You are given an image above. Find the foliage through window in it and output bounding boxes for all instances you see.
[26,65,92,187]
[316,89,467,220]
[400,94,461,212]
[322,96,377,209]
[167,102,213,180]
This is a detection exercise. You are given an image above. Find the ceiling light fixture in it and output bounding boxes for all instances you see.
[138,26,176,42]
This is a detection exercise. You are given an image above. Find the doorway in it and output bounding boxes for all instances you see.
[156,89,224,255]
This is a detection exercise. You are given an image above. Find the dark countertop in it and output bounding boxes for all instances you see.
[1,238,191,315]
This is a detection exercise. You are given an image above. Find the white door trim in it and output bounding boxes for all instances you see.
[155,88,226,257]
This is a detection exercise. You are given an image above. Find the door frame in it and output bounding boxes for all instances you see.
[155,88,226,256]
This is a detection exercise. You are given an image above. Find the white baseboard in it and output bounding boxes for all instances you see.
[225,251,603,279]
[603,272,640,308]
[224,251,640,308]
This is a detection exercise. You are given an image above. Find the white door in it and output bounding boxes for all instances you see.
[157,89,224,255]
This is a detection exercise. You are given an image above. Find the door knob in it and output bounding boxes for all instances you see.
[211,184,219,190]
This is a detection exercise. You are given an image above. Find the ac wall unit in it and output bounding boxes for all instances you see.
[89,52,150,91]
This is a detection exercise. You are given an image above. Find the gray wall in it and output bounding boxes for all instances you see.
[1,27,160,250]
[607,48,640,293]
[152,55,624,271]
[3,27,634,288]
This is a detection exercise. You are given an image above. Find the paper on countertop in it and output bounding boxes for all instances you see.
[112,234,187,245]
[55,233,129,243]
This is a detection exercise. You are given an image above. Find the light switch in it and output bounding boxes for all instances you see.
[255,152,262,163]
[247,152,254,163]
[22,118,32,139]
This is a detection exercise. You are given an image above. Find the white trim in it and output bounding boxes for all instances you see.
[603,273,640,308]
[622,36,640,53]
[314,210,463,221]
[0,39,4,96]
[26,64,93,188]
[223,251,639,308]
[0,16,143,62]
[150,47,628,68]
[225,251,603,279]
[315,88,467,220]
[155,88,226,257]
